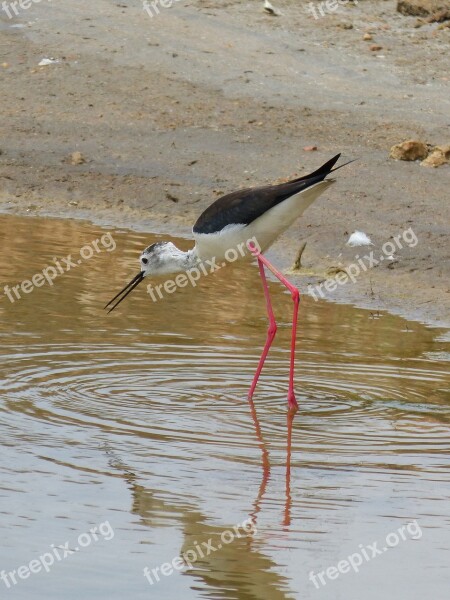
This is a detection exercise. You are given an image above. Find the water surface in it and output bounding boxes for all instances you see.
[0,214,449,599]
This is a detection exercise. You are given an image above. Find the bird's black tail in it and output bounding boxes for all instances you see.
[291,153,355,185]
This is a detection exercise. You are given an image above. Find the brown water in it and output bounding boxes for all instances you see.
[0,214,449,600]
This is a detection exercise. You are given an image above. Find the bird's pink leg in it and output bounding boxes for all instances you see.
[248,258,278,401]
[248,243,300,411]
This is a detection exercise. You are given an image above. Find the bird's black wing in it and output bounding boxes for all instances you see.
[193,154,341,235]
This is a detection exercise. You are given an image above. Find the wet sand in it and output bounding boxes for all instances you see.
[0,0,449,326]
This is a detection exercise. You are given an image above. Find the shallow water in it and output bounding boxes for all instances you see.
[0,214,449,599]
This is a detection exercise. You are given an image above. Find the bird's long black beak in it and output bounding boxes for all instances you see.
[104,271,145,313]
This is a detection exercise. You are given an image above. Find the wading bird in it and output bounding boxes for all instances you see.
[105,154,350,410]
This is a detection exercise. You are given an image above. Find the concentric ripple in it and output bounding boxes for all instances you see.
[1,333,449,468]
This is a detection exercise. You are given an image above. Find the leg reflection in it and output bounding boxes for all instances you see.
[248,398,296,531]
[283,409,295,527]
[248,397,271,534]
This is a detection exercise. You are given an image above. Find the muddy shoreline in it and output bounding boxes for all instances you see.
[1,0,449,327]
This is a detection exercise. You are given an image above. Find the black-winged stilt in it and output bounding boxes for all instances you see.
[105,153,350,410]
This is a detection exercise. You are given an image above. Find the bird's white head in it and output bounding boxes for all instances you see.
[105,240,197,313]
[140,241,193,277]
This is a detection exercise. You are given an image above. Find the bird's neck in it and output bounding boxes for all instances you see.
[169,246,199,273]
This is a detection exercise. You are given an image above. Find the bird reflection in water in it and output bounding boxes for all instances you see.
[104,407,297,599]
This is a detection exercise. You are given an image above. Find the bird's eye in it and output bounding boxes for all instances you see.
[141,257,148,265]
